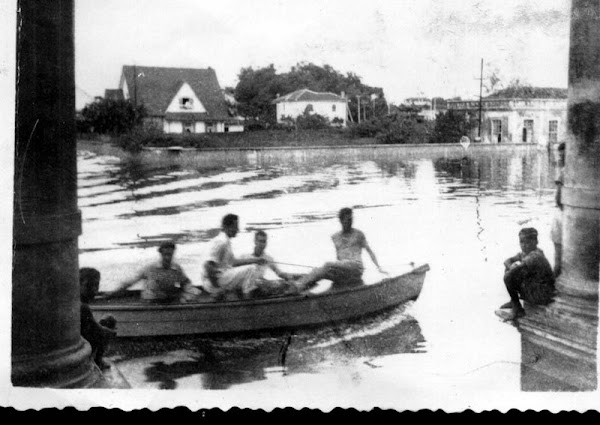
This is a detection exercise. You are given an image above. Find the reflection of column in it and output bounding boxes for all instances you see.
[12,1,97,387]
[520,0,598,391]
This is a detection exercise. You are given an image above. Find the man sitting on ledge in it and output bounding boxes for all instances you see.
[499,227,556,320]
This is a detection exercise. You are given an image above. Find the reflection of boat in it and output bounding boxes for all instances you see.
[91,264,430,337]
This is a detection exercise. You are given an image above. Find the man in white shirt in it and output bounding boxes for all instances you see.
[203,214,266,300]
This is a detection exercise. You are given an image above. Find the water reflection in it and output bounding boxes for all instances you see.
[111,304,423,390]
[78,144,557,390]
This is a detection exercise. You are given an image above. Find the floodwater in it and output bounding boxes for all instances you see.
[78,142,558,398]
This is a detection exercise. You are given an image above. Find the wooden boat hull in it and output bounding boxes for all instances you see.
[91,264,429,337]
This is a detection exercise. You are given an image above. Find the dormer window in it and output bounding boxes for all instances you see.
[180,97,193,110]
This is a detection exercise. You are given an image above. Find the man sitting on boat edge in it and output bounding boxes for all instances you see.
[239,230,303,298]
[202,214,269,300]
[295,207,387,291]
[105,240,200,303]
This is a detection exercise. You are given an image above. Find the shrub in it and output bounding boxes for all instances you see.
[81,98,147,135]
[115,127,167,153]
[349,119,381,138]
[296,111,330,130]
[430,110,477,144]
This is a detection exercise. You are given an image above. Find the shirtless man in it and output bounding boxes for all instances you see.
[295,207,386,291]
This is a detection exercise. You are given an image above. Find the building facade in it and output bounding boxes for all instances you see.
[273,89,348,126]
[113,65,243,134]
[447,88,568,145]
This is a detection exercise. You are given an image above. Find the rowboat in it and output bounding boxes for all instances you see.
[91,263,430,337]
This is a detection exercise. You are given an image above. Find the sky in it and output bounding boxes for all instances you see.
[74,0,572,109]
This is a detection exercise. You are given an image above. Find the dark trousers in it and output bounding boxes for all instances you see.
[504,268,555,307]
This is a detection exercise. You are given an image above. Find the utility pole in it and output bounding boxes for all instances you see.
[357,95,361,124]
[478,58,483,140]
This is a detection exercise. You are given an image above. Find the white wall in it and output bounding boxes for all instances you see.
[119,73,129,100]
[163,120,183,133]
[277,101,347,126]
[194,122,206,133]
[481,107,567,145]
[227,124,244,133]
[165,83,207,113]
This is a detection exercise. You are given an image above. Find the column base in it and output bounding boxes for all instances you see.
[519,296,598,391]
[12,338,101,388]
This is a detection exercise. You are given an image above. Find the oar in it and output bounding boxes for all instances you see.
[272,261,317,269]
[272,261,417,271]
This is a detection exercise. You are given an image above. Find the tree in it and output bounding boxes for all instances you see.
[430,110,477,144]
[234,65,282,128]
[234,62,388,128]
[81,98,146,135]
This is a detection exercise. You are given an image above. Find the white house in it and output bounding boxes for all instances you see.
[273,89,348,126]
[447,87,567,145]
[114,65,243,134]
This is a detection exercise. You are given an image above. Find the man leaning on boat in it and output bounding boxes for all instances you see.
[105,240,199,303]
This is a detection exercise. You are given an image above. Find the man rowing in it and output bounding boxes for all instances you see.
[295,207,387,291]
[106,240,199,303]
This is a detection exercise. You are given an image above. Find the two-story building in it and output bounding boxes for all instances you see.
[108,65,243,134]
[447,87,567,145]
[273,89,348,127]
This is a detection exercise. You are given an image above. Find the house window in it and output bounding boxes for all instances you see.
[180,97,193,110]
[523,120,534,143]
[491,119,502,143]
[305,104,313,113]
[332,104,336,112]
[549,120,558,143]
[183,122,194,133]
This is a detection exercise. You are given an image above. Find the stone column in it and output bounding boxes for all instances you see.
[12,0,97,387]
[520,0,599,391]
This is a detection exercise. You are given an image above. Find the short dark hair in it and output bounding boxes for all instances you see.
[338,207,353,219]
[80,267,100,284]
[255,230,267,239]
[158,240,176,252]
[519,227,538,242]
[222,214,239,227]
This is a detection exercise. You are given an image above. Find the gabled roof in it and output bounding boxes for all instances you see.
[273,89,347,103]
[121,65,231,120]
[104,89,124,101]
[485,87,568,100]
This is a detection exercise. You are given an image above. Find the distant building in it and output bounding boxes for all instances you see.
[418,98,448,121]
[112,65,243,134]
[403,97,431,108]
[447,87,567,145]
[104,89,124,101]
[273,89,348,127]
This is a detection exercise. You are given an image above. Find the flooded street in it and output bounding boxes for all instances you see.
[77,142,557,400]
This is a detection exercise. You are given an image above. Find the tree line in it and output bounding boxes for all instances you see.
[79,62,476,146]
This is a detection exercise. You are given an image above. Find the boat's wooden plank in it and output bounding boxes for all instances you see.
[91,264,428,337]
